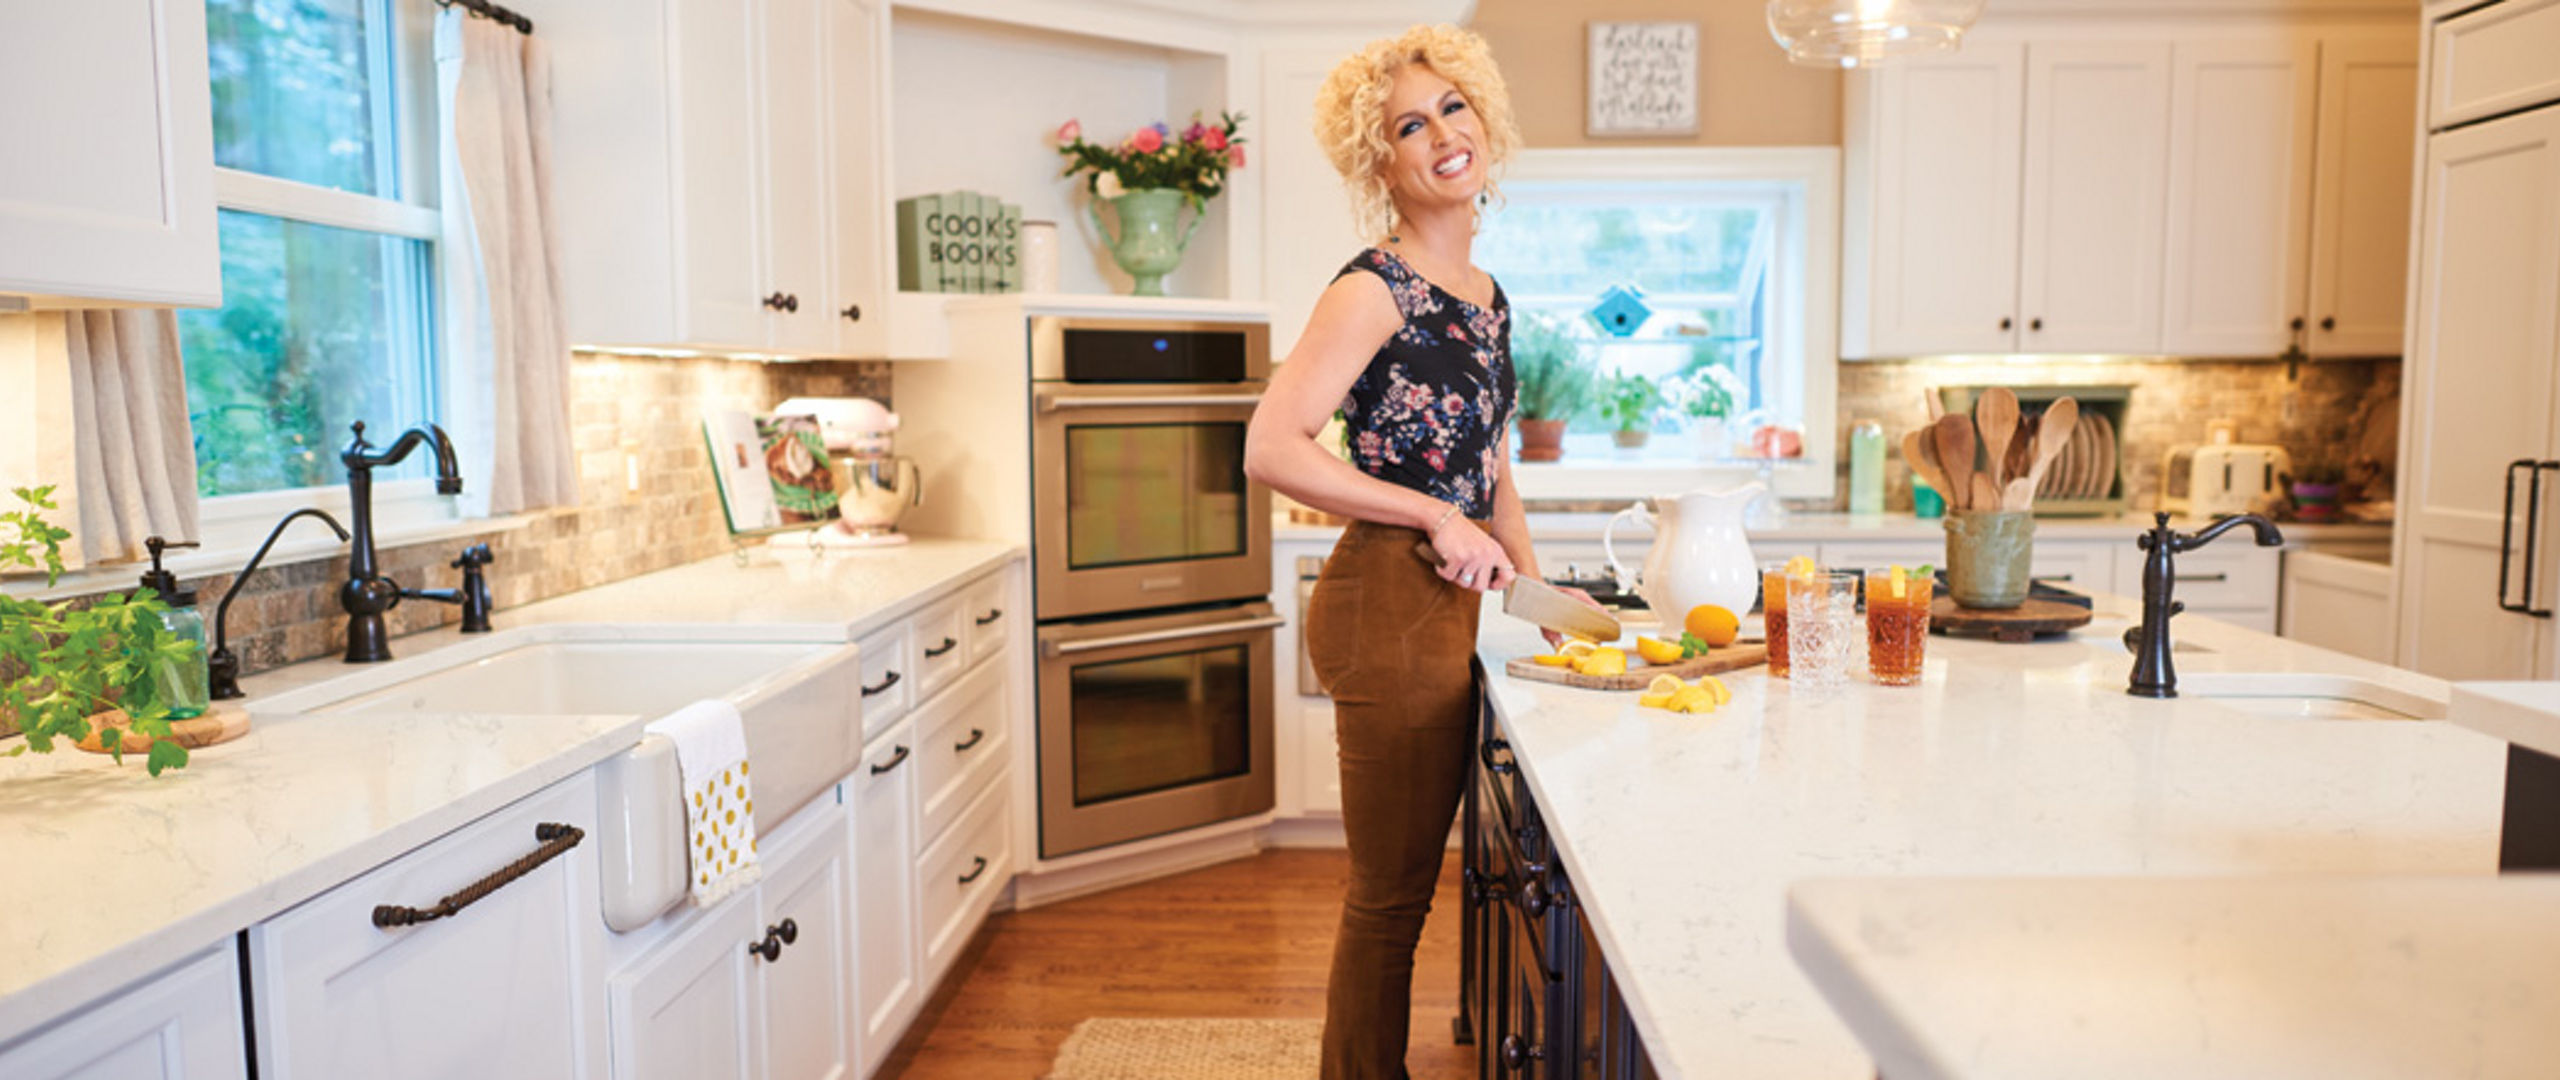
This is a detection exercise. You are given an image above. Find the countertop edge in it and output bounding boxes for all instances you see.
[2451,682,2560,758]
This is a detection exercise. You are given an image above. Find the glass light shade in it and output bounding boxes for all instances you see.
[1766,0,1988,68]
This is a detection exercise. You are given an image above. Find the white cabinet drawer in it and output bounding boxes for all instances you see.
[250,774,605,1080]
[2431,0,2560,129]
[856,621,913,742]
[963,573,1010,665]
[915,779,1011,981]
[912,598,967,703]
[2029,541,2118,594]
[0,945,245,1080]
[913,659,1009,851]
[2158,544,2282,611]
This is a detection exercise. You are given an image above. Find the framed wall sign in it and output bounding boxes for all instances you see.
[1587,21,1699,137]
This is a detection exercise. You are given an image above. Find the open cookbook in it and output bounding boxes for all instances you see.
[702,410,841,536]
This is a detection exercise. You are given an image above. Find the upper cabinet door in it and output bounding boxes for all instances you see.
[760,0,832,354]
[2160,37,2319,357]
[0,0,217,308]
[1861,41,2028,357]
[2307,31,2420,358]
[673,0,767,350]
[2017,42,2174,354]
[826,0,889,358]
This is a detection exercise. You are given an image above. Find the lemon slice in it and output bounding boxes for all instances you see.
[1531,654,1574,667]
[1559,640,1598,660]
[1637,691,1674,709]
[1647,673,1685,697]
[1696,675,1732,707]
[1886,564,1908,600]
[1785,554,1819,579]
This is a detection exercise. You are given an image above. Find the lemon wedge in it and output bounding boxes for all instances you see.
[1559,640,1598,660]
[1886,564,1908,600]
[1531,654,1574,667]
[1637,691,1674,709]
[1647,673,1685,697]
[1785,555,1819,579]
[1696,675,1732,707]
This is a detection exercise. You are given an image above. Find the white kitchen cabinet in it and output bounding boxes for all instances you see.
[826,0,889,357]
[2283,550,2397,663]
[610,890,761,1080]
[2017,43,2173,354]
[549,0,880,356]
[756,808,854,1080]
[0,946,244,1080]
[2305,31,2420,358]
[847,726,919,1077]
[2161,38,2319,357]
[0,0,218,308]
[2396,104,2560,679]
[915,778,1013,983]
[250,774,607,1080]
[855,620,914,743]
[914,658,1009,851]
[1846,40,2029,357]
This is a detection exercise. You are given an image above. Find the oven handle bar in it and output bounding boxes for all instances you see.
[1037,393,1263,412]
[1044,615,1286,657]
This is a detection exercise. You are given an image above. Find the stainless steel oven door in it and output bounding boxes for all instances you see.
[1032,384,1273,619]
[1036,603,1281,858]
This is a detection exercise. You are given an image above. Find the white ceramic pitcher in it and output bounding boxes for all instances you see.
[1603,481,1766,621]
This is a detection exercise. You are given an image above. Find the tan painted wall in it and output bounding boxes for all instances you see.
[1469,0,1842,147]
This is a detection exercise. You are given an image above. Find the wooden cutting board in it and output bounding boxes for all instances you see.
[1929,596,2093,643]
[1505,641,1770,690]
[75,704,251,754]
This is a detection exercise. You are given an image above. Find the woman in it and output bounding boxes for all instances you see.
[1242,24,1568,1079]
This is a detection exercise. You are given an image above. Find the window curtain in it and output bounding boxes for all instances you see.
[437,9,575,516]
[63,310,201,565]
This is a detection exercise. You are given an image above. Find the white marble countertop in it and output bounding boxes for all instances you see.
[2450,681,2560,758]
[1785,874,2560,1080]
[0,537,1022,1045]
[1279,510,2392,548]
[1478,598,2508,1079]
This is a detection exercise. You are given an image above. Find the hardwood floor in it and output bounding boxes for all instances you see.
[880,848,1473,1079]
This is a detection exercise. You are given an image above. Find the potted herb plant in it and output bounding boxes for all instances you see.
[1511,313,1589,463]
[2290,458,2347,522]
[1670,366,1742,459]
[1603,372,1663,454]
[1053,112,1248,296]
[2,486,196,775]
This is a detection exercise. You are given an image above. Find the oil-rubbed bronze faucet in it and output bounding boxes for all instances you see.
[2125,511,2284,698]
[209,507,349,699]
[340,421,463,663]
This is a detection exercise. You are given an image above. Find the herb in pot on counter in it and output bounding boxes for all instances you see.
[2,486,194,775]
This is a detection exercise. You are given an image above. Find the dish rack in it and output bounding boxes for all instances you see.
[1934,384,2132,517]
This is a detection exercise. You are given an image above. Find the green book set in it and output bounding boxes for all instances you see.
[896,191,1023,293]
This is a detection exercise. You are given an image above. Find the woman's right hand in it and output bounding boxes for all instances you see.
[1429,517,1515,593]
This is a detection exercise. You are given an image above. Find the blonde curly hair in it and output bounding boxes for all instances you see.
[1312,24,1521,241]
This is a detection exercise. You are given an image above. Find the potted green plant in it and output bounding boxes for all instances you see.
[1053,112,1248,296]
[1670,366,1742,459]
[1511,314,1590,462]
[1602,372,1663,454]
[2290,458,2347,522]
[2,486,196,775]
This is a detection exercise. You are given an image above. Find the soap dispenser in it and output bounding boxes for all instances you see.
[138,537,209,720]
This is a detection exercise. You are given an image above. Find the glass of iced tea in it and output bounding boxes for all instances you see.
[1760,560,1795,678]
[1865,567,1932,687]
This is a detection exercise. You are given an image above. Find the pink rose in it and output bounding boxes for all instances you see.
[1130,127,1164,153]
[1204,128,1228,151]
[1055,119,1081,145]
[1183,122,1209,144]
[1226,145,1246,167]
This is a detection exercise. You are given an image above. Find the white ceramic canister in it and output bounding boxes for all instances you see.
[1020,220,1060,293]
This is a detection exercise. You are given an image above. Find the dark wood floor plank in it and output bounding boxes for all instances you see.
[881,848,1471,1079]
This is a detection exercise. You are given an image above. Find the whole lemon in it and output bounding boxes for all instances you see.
[1683,604,1740,647]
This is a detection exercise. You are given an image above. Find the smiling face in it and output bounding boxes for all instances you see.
[1379,62,1485,222]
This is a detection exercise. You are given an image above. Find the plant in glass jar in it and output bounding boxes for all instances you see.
[1668,366,1743,459]
[1602,372,1663,453]
[2,487,195,775]
[1052,112,1248,296]
[1510,313,1591,463]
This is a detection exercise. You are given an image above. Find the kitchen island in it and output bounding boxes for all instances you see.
[1470,592,2507,1079]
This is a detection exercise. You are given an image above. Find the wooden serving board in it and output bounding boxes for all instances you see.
[1929,596,2093,643]
[75,704,251,755]
[1505,641,1770,690]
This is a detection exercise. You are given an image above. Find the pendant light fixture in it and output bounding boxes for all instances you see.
[1766,0,1987,68]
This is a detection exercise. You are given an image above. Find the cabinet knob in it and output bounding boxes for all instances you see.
[786,293,801,312]
[1499,1034,1541,1070]
[763,291,791,312]
[2320,316,2336,331]
[2029,317,2044,332]
[775,918,798,945]
[841,304,862,321]
[2290,316,2305,332]
[1999,316,2013,331]
[748,930,782,963]
[1521,876,1551,918]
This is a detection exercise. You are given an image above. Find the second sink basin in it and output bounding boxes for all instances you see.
[2179,673,2446,721]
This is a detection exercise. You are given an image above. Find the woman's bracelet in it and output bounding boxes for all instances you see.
[1427,503,1460,539]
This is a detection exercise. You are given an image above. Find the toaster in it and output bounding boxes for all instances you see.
[2161,442,2293,517]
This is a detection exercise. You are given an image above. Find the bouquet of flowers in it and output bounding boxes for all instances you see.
[1053,112,1248,207]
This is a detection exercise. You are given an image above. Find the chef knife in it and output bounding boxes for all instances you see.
[1412,541,1623,642]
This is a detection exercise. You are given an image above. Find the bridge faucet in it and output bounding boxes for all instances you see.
[2125,511,2284,698]
[340,421,463,663]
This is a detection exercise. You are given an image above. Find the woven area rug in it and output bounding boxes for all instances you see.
[1044,1017,1323,1079]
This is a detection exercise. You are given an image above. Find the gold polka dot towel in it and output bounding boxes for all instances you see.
[646,699,763,907]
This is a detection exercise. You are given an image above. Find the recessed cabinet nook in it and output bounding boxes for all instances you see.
[1844,0,2417,359]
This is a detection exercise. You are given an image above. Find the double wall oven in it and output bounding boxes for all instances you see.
[1030,316,1278,858]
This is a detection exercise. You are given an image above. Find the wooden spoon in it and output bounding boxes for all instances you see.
[1976,387,2020,488]
[1972,473,2001,513]
[1934,414,1977,511]
[2027,398,2079,492]
[1904,429,1952,498]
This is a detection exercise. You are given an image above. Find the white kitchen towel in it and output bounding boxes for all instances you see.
[646,699,761,906]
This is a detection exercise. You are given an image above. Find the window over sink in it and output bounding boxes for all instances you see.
[1475,148,1840,500]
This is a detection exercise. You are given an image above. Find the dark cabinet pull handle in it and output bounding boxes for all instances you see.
[763,291,791,311]
[776,918,798,945]
[1499,1033,1540,1070]
[749,932,781,962]
[2320,316,2336,331]
[1999,316,2013,331]
[2290,316,2305,332]
[2515,461,2559,619]
[1479,737,1515,776]
[2029,316,2044,331]
[2171,572,2229,584]
[870,745,910,775]
[1520,875,1551,918]
[954,727,986,753]
[862,670,902,697]
[373,823,584,929]
[925,637,959,658]
[840,304,861,321]
[2537,463,2560,619]
[2504,461,2533,615]
[785,293,800,312]
[957,855,989,884]
[974,608,1002,626]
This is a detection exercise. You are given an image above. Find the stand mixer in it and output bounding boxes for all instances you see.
[774,397,922,547]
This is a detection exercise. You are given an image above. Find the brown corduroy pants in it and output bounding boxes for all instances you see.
[1303,519,1485,1080]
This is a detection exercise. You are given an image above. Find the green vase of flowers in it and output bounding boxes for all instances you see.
[1055,112,1247,297]
[1089,189,1199,298]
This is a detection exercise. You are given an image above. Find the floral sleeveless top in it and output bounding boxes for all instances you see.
[1332,248,1515,520]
